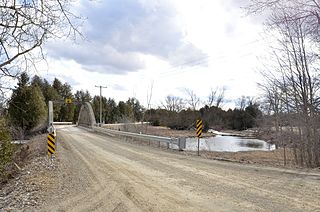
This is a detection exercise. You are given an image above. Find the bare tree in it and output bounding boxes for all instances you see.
[146,81,154,111]
[258,77,285,132]
[247,0,320,41]
[143,81,153,133]
[207,86,225,108]
[161,95,184,112]
[0,0,82,78]
[252,3,320,167]
[237,96,247,111]
[185,89,200,110]
[236,96,255,110]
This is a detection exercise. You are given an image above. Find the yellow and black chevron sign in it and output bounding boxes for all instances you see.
[47,133,56,156]
[196,119,203,138]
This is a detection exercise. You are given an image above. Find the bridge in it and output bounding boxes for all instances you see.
[48,101,96,128]
[77,102,96,128]
[48,101,186,150]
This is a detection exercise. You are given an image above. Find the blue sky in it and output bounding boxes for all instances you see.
[39,0,268,109]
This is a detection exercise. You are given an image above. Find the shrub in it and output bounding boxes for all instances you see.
[0,118,14,174]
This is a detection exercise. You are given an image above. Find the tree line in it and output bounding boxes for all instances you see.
[2,72,146,138]
[146,95,261,132]
[2,72,262,139]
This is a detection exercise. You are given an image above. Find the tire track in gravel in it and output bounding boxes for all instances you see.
[47,132,139,212]
[80,131,320,210]
[43,126,320,211]
[65,133,202,211]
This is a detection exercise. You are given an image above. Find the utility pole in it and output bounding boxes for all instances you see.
[95,85,107,126]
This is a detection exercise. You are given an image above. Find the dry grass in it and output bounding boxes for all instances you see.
[1,134,47,185]
[199,148,297,168]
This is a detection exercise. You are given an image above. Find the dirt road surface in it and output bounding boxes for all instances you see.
[40,126,320,211]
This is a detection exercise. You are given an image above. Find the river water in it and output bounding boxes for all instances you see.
[185,135,275,152]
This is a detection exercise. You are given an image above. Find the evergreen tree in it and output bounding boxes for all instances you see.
[75,90,92,102]
[31,75,44,89]
[31,77,60,106]
[52,78,64,95]
[52,79,75,122]
[8,73,47,132]
[104,98,119,123]
[118,100,133,122]
[126,98,144,122]
[59,83,74,122]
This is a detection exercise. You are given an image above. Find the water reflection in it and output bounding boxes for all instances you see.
[238,140,264,148]
[185,135,275,152]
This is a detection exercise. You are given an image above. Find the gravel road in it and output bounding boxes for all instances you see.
[40,126,320,211]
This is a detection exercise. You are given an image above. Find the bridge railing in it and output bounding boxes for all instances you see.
[91,126,186,150]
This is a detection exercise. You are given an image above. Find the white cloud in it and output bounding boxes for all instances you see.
[39,0,269,109]
[46,0,206,75]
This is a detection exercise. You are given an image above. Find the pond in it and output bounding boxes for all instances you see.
[185,135,275,152]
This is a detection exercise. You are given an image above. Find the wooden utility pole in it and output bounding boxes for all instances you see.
[95,85,107,125]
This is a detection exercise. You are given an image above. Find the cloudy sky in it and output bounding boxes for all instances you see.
[39,0,268,109]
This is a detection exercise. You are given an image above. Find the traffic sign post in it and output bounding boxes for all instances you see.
[47,133,56,157]
[47,98,81,159]
[47,98,78,160]
[196,119,203,156]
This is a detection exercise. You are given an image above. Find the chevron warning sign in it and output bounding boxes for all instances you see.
[196,119,203,138]
[47,133,56,156]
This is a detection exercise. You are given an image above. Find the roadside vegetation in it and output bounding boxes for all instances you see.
[0,0,82,183]
[0,118,14,180]
[246,0,320,168]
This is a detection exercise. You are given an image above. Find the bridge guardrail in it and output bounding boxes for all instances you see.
[92,126,186,150]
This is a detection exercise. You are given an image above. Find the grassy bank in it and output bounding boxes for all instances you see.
[0,134,47,185]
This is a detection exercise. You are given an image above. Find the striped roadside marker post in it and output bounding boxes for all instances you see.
[196,119,203,156]
[47,133,56,157]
